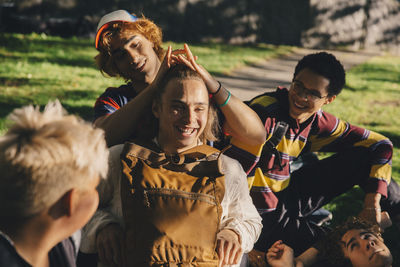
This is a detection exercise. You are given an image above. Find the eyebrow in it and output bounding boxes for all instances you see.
[171,100,208,106]
[345,237,356,250]
[112,35,139,55]
[293,80,320,92]
[345,231,374,249]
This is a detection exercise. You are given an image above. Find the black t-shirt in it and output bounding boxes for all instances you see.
[0,234,77,267]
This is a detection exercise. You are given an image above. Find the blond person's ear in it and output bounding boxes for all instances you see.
[48,189,75,219]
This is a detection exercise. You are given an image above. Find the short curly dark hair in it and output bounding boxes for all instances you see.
[318,217,382,267]
[293,52,346,96]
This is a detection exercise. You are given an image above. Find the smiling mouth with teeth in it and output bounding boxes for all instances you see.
[177,126,197,136]
[293,100,306,109]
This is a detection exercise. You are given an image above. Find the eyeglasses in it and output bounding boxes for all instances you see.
[291,80,329,102]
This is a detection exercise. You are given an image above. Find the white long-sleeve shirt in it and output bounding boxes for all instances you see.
[81,144,262,266]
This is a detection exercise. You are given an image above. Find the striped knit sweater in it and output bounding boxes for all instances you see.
[225,87,393,213]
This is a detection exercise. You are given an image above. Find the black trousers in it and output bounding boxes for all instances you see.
[254,147,400,256]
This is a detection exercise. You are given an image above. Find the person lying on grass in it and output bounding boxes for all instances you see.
[266,216,393,267]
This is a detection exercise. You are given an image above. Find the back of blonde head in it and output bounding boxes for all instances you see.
[0,101,108,225]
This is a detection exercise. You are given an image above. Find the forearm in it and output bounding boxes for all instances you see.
[94,84,157,147]
[295,247,319,267]
[212,84,266,146]
[220,156,262,252]
[364,192,382,209]
[359,192,383,224]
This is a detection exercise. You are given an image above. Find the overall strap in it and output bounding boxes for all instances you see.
[264,121,289,171]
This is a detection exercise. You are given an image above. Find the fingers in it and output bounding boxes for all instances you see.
[171,48,185,55]
[177,54,196,71]
[217,239,224,267]
[183,43,196,64]
[267,240,284,261]
[217,237,242,266]
[223,239,232,264]
[165,45,172,68]
[231,244,243,264]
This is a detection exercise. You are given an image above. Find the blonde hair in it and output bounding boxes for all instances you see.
[0,101,108,223]
[95,17,164,81]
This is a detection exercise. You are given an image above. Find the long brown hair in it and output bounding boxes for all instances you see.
[153,65,220,143]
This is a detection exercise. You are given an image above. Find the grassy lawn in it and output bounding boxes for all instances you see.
[1,32,400,262]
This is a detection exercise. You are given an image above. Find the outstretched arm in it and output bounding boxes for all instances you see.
[177,44,266,146]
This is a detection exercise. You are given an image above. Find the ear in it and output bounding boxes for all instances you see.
[152,101,160,119]
[48,189,76,219]
[324,95,336,105]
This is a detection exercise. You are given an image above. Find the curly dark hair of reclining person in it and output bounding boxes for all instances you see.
[318,216,382,267]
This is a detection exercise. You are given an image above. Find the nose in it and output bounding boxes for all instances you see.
[182,108,195,125]
[296,90,309,101]
[292,87,309,101]
[124,46,139,65]
[365,239,376,250]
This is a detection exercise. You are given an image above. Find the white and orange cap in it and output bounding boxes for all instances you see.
[95,10,138,50]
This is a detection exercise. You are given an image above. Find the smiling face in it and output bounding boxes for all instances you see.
[110,33,161,83]
[341,229,392,267]
[288,68,336,123]
[153,78,209,154]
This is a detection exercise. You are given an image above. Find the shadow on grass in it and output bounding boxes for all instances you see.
[0,101,93,123]
[0,103,25,119]
[1,53,96,69]
[326,187,364,226]
[0,76,65,87]
[62,104,93,122]
[0,34,91,52]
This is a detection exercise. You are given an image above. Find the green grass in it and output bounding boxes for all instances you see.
[0,33,292,131]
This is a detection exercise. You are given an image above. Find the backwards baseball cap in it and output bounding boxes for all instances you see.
[95,10,138,50]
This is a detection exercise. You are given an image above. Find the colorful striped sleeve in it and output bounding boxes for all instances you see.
[309,110,393,197]
[93,88,131,121]
[224,94,277,174]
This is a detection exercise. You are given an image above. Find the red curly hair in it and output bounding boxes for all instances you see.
[95,17,164,81]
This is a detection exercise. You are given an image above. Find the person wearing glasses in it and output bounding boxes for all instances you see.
[224,52,400,259]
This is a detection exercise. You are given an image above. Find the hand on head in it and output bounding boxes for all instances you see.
[152,44,219,96]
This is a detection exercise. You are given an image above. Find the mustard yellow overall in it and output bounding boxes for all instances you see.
[120,141,225,267]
